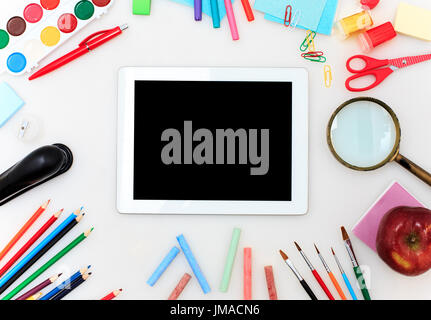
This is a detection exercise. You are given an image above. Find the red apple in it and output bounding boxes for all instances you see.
[376,206,431,276]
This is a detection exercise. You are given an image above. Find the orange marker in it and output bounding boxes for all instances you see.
[241,0,254,21]
[314,244,347,300]
[0,200,50,262]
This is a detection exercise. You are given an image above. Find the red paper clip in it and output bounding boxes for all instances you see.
[301,51,324,58]
[284,5,292,27]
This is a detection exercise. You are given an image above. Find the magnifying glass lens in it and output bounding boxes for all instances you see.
[330,100,397,168]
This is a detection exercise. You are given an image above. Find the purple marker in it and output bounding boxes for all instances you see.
[195,0,202,21]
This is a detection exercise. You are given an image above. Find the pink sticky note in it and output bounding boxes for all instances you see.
[352,181,424,252]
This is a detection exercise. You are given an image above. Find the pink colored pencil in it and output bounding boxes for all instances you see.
[168,273,192,300]
[224,0,239,40]
[264,266,278,300]
[244,247,252,300]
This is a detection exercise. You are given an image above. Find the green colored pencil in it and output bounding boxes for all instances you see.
[2,228,93,300]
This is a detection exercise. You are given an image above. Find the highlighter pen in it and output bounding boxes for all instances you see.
[341,227,371,300]
[224,0,239,40]
[194,0,202,21]
[29,25,128,80]
[210,0,220,28]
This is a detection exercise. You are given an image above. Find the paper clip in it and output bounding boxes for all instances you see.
[301,51,324,58]
[304,55,327,63]
[300,30,316,52]
[284,5,292,27]
[324,65,332,88]
[290,10,300,29]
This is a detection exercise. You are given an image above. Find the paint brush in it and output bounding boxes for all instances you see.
[279,250,317,300]
[314,244,347,300]
[341,226,371,300]
[294,242,334,300]
[331,247,357,300]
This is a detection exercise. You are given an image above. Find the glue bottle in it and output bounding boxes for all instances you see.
[336,10,373,39]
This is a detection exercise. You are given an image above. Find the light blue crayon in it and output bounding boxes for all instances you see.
[147,246,180,286]
[177,234,210,294]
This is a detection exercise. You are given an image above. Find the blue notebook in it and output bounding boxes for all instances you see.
[0,82,24,128]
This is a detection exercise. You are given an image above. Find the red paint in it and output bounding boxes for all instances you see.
[40,0,60,10]
[58,13,78,33]
[24,4,44,23]
[92,0,111,7]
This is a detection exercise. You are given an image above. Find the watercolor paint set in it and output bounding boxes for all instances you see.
[0,0,114,76]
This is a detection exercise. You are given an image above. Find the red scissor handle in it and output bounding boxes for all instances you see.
[346,55,389,73]
[345,68,394,92]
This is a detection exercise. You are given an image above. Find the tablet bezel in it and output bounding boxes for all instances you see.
[117,67,308,215]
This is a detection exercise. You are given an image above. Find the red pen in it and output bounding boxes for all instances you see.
[29,24,128,80]
[294,242,335,300]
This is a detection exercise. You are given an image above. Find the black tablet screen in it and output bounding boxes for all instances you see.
[133,81,292,201]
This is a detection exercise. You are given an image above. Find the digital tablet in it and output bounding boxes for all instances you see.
[117,67,308,215]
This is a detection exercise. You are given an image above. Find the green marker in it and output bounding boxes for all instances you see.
[219,228,241,292]
[133,0,151,15]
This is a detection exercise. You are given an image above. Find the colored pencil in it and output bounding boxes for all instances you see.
[168,273,191,300]
[26,292,43,300]
[0,200,50,262]
[0,209,83,295]
[341,226,371,300]
[224,0,239,40]
[243,247,252,300]
[51,273,91,300]
[279,250,317,300]
[331,247,358,300]
[0,209,63,278]
[209,0,220,28]
[314,244,347,300]
[101,288,123,300]
[2,228,93,300]
[294,242,335,300]
[264,266,278,300]
[16,273,61,300]
[40,266,91,300]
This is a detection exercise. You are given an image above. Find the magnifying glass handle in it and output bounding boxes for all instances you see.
[395,154,431,187]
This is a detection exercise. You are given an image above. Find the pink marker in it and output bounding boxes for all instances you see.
[243,247,252,300]
[224,0,239,40]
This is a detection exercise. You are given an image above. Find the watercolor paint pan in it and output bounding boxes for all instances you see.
[0,0,114,76]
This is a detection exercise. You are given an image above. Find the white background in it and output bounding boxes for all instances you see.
[0,0,431,300]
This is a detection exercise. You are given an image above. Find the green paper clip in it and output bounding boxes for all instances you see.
[300,30,316,52]
[304,55,327,63]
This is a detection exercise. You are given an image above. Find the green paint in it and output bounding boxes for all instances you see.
[0,30,9,49]
[133,0,151,15]
[75,0,95,20]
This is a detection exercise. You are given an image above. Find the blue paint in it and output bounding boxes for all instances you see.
[7,52,26,73]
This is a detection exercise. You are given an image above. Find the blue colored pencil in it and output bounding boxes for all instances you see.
[331,247,358,300]
[39,265,91,300]
[0,209,81,288]
[177,234,210,294]
[210,0,220,28]
[147,246,180,286]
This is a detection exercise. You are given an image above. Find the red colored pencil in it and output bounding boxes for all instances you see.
[241,0,255,21]
[0,200,50,262]
[101,289,122,300]
[294,242,335,300]
[0,208,62,277]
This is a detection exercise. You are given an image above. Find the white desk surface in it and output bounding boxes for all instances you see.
[1,0,431,300]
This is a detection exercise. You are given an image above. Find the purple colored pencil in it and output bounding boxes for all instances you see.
[16,273,61,300]
[195,0,202,21]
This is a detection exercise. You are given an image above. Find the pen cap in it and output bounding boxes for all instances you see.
[358,22,397,52]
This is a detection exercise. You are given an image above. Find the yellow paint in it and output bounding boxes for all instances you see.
[40,26,60,47]
[392,251,411,270]
[395,2,431,41]
[337,11,373,38]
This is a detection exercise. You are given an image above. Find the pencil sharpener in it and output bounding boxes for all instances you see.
[0,144,73,206]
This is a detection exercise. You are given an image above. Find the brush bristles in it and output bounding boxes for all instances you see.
[294,241,302,251]
[314,243,320,254]
[341,226,350,241]
[331,247,335,255]
[279,250,288,260]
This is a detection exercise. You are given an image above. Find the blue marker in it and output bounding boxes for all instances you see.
[0,210,79,288]
[332,248,358,300]
[40,265,91,300]
[177,234,210,294]
[147,246,180,286]
[210,0,220,28]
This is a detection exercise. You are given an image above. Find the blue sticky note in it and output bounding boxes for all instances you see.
[255,0,328,31]
[170,0,234,19]
[264,0,338,35]
[0,82,24,128]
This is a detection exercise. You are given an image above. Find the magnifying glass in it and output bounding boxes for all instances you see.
[327,97,431,186]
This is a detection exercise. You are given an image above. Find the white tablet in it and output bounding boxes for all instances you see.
[117,67,308,215]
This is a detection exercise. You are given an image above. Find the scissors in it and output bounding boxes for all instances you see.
[345,53,431,92]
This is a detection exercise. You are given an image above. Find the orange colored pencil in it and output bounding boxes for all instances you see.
[0,200,50,262]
